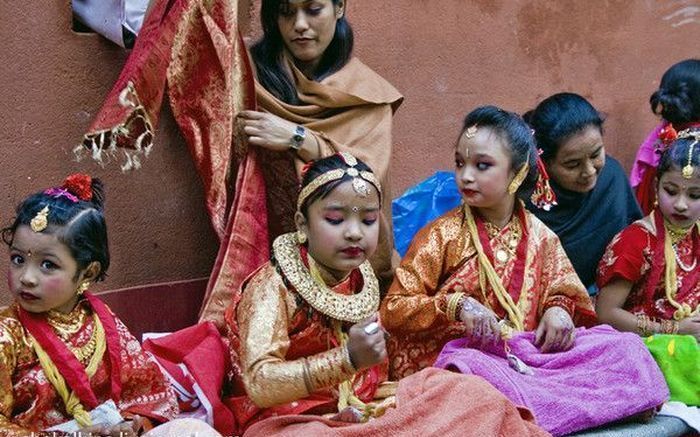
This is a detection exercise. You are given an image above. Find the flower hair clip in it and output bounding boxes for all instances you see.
[44,174,93,202]
[657,124,678,152]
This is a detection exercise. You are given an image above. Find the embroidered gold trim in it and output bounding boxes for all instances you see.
[273,233,379,323]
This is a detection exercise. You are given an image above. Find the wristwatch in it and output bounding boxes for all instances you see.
[290,125,306,151]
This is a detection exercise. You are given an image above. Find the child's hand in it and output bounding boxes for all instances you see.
[75,415,143,436]
[535,307,575,353]
[679,314,700,341]
[458,297,500,346]
[347,314,387,370]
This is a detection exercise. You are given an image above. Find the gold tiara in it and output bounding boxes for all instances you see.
[297,153,382,211]
[677,129,700,179]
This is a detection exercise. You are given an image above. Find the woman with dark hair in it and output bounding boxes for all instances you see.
[79,0,402,328]
[523,92,642,295]
[631,59,700,215]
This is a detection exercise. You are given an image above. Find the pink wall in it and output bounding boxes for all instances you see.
[0,1,697,306]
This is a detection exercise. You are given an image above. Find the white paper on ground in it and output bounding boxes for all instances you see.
[45,399,123,432]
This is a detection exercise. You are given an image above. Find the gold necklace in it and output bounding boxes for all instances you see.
[47,306,88,340]
[48,308,98,364]
[485,218,522,264]
[68,320,99,365]
[665,221,692,245]
[273,233,379,323]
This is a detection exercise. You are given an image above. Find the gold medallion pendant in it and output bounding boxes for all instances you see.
[495,249,509,263]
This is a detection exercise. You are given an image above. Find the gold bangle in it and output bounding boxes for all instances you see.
[447,292,465,322]
[341,344,357,374]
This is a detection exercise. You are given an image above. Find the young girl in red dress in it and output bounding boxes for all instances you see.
[597,129,700,405]
[0,174,198,435]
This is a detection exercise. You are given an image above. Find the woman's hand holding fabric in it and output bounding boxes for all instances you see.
[458,297,500,347]
[536,307,575,353]
[239,110,318,157]
[347,314,387,370]
[679,314,700,341]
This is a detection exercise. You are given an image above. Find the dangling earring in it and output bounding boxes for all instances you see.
[508,163,530,195]
[76,282,90,296]
[296,230,307,244]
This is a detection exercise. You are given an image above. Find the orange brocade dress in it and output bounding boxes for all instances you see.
[0,297,177,435]
[381,205,596,379]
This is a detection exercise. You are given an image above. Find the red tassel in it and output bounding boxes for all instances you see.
[530,150,557,210]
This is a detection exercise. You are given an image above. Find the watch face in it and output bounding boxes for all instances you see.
[290,126,305,150]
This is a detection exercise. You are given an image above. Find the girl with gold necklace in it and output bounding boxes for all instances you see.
[227,153,550,436]
[598,129,700,407]
[0,174,219,435]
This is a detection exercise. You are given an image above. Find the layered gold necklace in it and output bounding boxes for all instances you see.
[47,306,99,364]
[273,233,379,323]
[662,219,700,320]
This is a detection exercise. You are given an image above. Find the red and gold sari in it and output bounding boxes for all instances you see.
[224,237,387,434]
[597,210,700,320]
[79,0,403,332]
[0,294,177,435]
[381,205,595,379]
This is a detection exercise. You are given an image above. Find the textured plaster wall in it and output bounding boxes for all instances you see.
[0,1,698,306]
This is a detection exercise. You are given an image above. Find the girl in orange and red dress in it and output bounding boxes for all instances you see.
[0,174,217,436]
[381,107,667,436]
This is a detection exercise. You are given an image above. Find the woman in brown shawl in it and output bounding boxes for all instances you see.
[79,0,402,329]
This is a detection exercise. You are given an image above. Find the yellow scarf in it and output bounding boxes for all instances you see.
[30,313,107,427]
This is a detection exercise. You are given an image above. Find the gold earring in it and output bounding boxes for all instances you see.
[296,230,307,244]
[77,282,90,296]
[508,163,529,195]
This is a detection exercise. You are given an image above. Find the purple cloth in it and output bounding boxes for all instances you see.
[433,325,669,436]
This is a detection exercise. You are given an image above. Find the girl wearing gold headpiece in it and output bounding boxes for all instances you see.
[382,106,597,379]
[597,129,700,406]
[227,153,549,436]
[0,174,220,436]
[380,107,672,435]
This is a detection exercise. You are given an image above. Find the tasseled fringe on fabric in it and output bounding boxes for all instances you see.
[75,82,154,172]
[530,152,558,211]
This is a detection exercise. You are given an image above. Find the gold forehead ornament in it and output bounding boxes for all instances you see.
[464,125,478,139]
[30,206,50,233]
[297,152,381,210]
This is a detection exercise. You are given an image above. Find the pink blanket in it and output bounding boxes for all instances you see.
[434,325,668,436]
